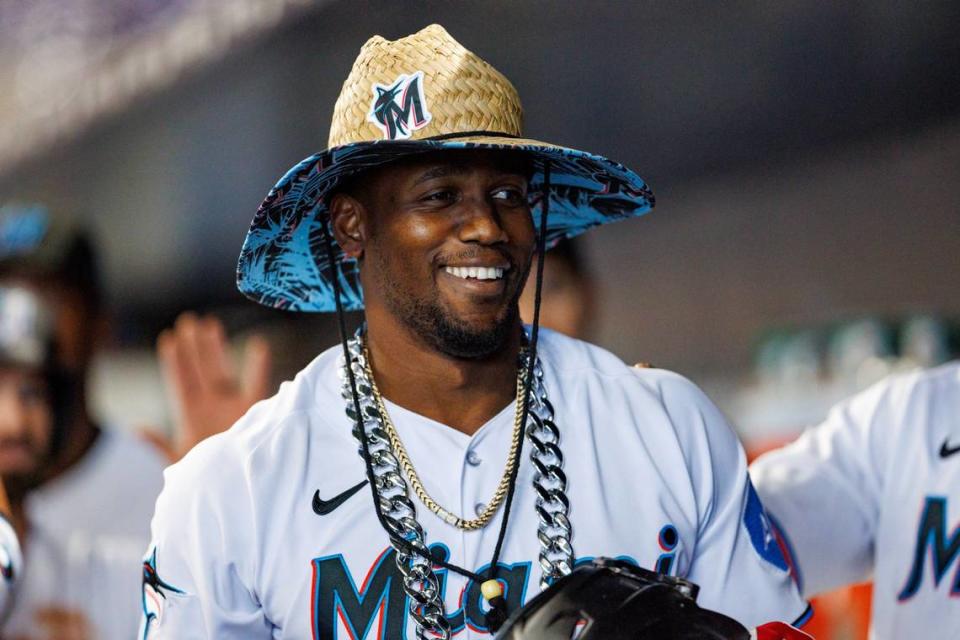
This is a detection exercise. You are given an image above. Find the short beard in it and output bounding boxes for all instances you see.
[406,296,519,360]
[377,260,522,360]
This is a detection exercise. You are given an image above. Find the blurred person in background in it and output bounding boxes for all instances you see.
[0,204,166,640]
[751,359,960,636]
[518,237,594,340]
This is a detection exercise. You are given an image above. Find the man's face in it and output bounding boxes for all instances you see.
[346,150,536,359]
[0,366,53,479]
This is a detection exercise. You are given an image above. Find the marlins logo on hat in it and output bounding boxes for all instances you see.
[237,24,655,312]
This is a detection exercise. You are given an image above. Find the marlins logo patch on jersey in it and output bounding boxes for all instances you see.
[141,547,186,639]
[743,479,792,573]
[367,71,432,140]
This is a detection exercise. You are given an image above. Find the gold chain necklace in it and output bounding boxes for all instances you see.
[363,347,525,531]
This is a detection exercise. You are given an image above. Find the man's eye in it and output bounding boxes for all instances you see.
[491,188,526,205]
[423,190,456,203]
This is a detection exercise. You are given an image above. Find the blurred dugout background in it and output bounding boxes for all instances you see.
[1,2,959,637]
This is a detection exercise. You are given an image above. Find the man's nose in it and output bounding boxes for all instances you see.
[457,195,509,245]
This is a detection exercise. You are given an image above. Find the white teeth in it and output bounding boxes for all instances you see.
[444,266,505,280]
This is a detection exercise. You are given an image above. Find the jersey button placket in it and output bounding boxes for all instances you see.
[460,441,487,640]
[469,449,485,519]
[461,441,490,524]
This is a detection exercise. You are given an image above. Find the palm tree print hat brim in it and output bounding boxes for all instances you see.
[237,25,655,312]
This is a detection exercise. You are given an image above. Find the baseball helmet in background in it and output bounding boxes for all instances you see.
[0,284,73,459]
[0,202,103,314]
[0,285,55,371]
[494,558,750,640]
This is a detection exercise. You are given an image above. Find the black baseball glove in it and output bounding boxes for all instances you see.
[494,558,750,640]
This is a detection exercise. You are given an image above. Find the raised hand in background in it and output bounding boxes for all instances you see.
[143,313,272,462]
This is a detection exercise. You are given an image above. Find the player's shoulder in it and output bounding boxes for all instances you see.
[539,328,709,405]
[224,342,342,438]
[889,359,960,393]
[162,343,344,489]
[540,331,743,501]
[538,329,726,450]
[849,360,960,413]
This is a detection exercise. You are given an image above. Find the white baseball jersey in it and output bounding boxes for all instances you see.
[2,428,166,639]
[0,514,22,618]
[751,361,960,638]
[141,330,808,639]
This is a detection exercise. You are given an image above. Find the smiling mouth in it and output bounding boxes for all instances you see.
[443,266,506,281]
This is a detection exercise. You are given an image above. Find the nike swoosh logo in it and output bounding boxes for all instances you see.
[312,480,368,515]
[940,440,960,459]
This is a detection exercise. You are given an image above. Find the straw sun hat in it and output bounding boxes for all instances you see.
[237,24,654,312]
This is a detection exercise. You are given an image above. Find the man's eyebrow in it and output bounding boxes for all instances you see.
[412,165,469,186]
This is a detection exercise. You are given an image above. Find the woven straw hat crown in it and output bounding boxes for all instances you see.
[328,24,523,146]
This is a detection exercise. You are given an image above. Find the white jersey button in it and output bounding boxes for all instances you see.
[466,450,482,466]
[474,502,486,516]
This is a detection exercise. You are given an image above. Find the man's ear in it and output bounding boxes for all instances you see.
[328,193,366,259]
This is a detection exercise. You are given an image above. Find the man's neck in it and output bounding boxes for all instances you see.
[363,317,522,435]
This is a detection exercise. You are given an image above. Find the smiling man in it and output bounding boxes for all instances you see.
[142,25,810,639]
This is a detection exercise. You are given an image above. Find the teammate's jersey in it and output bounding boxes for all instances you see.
[2,428,167,639]
[0,514,22,619]
[141,330,808,639]
[751,361,960,638]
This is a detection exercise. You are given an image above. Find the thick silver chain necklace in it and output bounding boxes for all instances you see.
[337,329,574,638]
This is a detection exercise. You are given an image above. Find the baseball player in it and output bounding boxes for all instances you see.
[0,206,167,639]
[751,361,960,637]
[0,286,54,624]
[142,25,811,638]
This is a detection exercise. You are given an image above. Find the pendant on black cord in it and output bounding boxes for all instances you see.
[482,579,508,632]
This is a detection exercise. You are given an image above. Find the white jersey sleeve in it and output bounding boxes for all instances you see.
[647,371,810,628]
[749,376,893,596]
[0,513,22,616]
[140,422,272,639]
